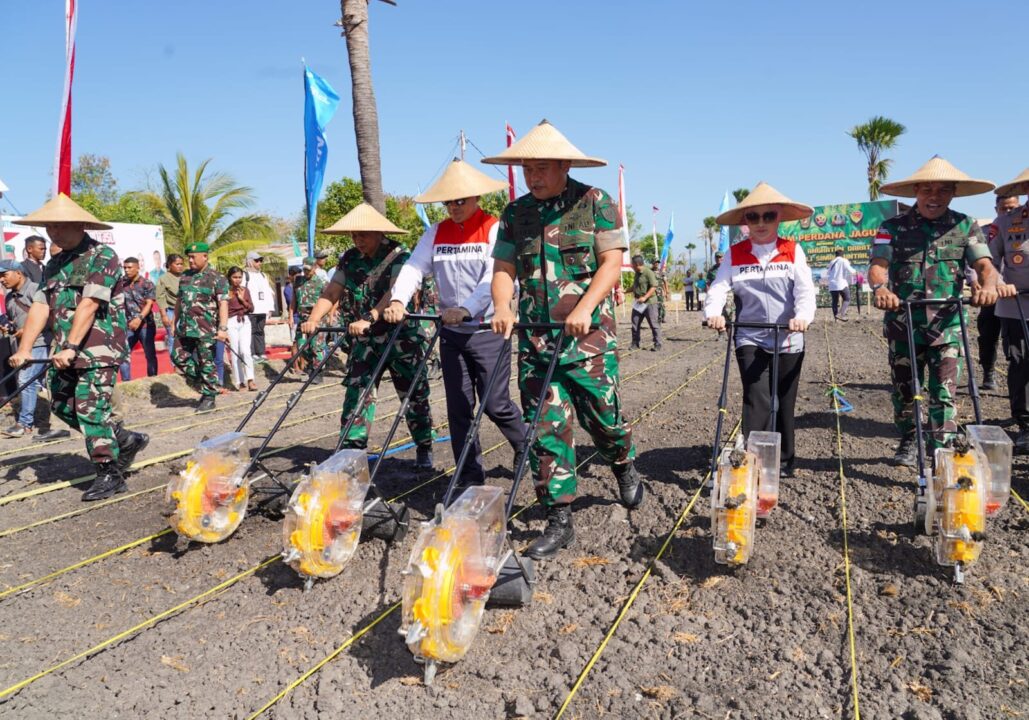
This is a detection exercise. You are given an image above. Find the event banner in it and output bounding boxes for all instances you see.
[778,199,898,270]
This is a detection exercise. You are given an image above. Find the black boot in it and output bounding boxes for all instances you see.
[779,458,796,479]
[1015,425,1029,455]
[525,504,575,559]
[612,461,644,509]
[115,424,150,474]
[980,369,997,391]
[415,443,434,470]
[893,434,917,467]
[82,463,128,501]
[195,395,216,413]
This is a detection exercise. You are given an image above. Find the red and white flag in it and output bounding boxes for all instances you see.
[53,0,77,197]
[505,123,516,201]
[618,164,631,270]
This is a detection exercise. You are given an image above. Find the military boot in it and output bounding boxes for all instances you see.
[893,434,917,468]
[525,504,575,559]
[1015,425,1029,455]
[195,395,216,413]
[115,424,150,474]
[980,369,997,392]
[82,463,128,501]
[613,461,645,509]
[415,443,434,470]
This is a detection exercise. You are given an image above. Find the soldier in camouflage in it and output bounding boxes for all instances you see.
[295,257,327,383]
[483,120,643,559]
[173,242,229,412]
[10,194,149,501]
[651,259,668,323]
[300,203,436,469]
[869,157,1008,466]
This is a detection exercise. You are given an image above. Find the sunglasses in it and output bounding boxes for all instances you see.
[744,211,779,224]
[443,198,469,207]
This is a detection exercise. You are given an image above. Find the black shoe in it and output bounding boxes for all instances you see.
[780,459,796,478]
[1015,426,1029,455]
[893,434,917,467]
[652,343,663,351]
[34,428,71,442]
[525,504,575,559]
[82,463,128,501]
[195,395,216,413]
[415,444,434,470]
[115,425,150,473]
[980,371,997,391]
[612,461,644,509]
[630,343,640,350]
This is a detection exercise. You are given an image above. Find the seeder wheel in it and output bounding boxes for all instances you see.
[282,474,365,579]
[166,435,250,543]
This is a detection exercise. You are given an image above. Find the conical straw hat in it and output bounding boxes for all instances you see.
[995,168,1029,197]
[321,202,408,236]
[415,159,508,203]
[481,119,606,168]
[13,193,112,230]
[715,182,814,226]
[879,155,995,198]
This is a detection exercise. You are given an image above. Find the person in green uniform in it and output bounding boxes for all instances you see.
[295,256,328,383]
[651,259,668,323]
[631,255,662,350]
[483,119,643,559]
[300,203,436,469]
[869,156,1009,465]
[172,242,229,412]
[10,194,149,501]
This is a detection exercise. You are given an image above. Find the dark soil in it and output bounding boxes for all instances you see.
[0,313,1025,719]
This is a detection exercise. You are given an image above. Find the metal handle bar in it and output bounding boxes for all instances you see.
[903,298,970,307]
[727,321,792,331]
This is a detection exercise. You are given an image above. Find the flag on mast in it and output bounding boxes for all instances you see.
[717,190,732,253]
[618,164,631,270]
[303,64,341,257]
[651,206,660,260]
[53,0,77,197]
[505,123,517,201]
[660,214,674,271]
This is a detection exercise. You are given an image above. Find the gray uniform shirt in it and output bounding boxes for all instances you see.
[988,203,1029,320]
[6,280,50,350]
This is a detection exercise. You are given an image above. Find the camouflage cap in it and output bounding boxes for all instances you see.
[302,256,316,268]
[185,242,210,254]
[0,259,25,274]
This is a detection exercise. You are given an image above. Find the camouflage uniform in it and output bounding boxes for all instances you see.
[333,241,434,449]
[33,234,128,463]
[295,273,327,368]
[173,265,229,398]
[653,267,667,322]
[493,177,635,506]
[871,207,990,449]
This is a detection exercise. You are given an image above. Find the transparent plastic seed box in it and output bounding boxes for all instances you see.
[966,424,1012,516]
[166,432,250,543]
[711,446,758,566]
[930,446,987,568]
[747,431,781,518]
[282,449,371,579]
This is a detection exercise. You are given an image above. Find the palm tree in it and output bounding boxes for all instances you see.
[732,188,750,203]
[685,242,696,271]
[339,0,396,214]
[138,153,275,266]
[848,116,906,200]
[702,216,719,268]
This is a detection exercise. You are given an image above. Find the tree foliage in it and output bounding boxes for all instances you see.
[71,153,118,204]
[848,115,906,200]
[732,188,750,203]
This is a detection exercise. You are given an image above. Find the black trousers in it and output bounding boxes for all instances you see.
[249,313,267,357]
[684,289,695,311]
[440,328,528,487]
[830,287,850,319]
[0,337,18,398]
[631,304,661,347]
[1001,318,1029,426]
[978,305,1001,375]
[736,346,805,463]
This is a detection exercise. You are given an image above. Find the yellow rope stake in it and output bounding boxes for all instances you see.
[1011,488,1029,514]
[553,420,741,720]
[246,602,402,719]
[824,325,862,720]
[0,529,174,600]
[0,555,280,700]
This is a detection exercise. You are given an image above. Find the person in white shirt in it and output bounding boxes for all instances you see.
[314,248,332,281]
[383,159,528,495]
[825,249,856,321]
[705,182,816,477]
[243,251,275,360]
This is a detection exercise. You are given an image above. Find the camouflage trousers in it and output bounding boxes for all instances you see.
[657,297,666,323]
[338,332,434,449]
[889,339,962,451]
[519,350,635,506]
[172,336,218,397]
[296,323,326,370]
[48,366,119,464]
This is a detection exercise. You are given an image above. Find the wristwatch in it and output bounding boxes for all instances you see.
[61,341,82,357]
[218,324,228,332]
[362,311,376,323]
[870,282,886,292]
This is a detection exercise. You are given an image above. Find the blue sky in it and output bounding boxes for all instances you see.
[2,0,1027,258]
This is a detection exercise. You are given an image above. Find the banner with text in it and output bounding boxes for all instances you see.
[778,199,898,270]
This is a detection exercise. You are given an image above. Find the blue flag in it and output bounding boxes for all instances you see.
[415,192,432,229]
[660,213,674,270]
[304,66,340,257]
[717,190,731,253]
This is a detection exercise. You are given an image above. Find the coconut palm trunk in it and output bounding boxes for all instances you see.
[340,0,386,213]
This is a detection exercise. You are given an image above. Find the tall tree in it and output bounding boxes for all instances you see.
[732,188,750,204]
[685,242,697,272]
[848,115,906,200]
[137,153,275,265]
[702,216,719,268]
[338,0,395,214]
[71,153,118,204]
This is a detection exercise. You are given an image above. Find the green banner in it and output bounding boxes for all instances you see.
[778,199,898,269]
